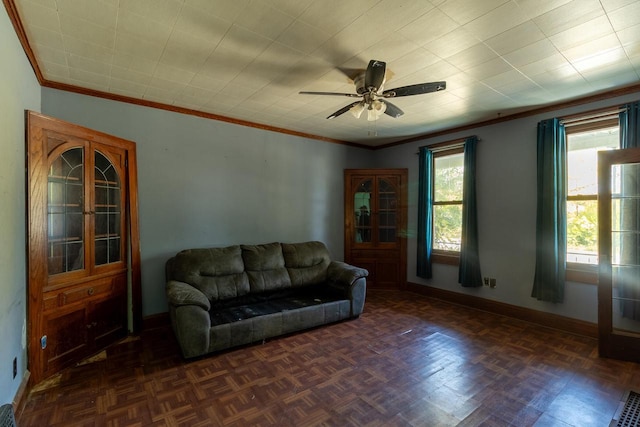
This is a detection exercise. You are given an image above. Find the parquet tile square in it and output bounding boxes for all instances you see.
[16,290,640,426]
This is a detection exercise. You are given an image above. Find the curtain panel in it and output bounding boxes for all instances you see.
[459,136,483,287]
[532,118,567,303]
[417,147,433,279]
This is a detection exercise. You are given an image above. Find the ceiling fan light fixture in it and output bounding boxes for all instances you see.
[350,102,365,118]
[367,100,386,121]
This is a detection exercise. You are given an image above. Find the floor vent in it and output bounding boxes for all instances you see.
[0,404,16,427]
[613,391,640,427]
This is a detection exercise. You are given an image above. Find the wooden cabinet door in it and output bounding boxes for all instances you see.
[345,169,407,290]
[27,112,141,385]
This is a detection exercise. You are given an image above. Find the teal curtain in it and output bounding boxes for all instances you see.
[532,118,567,303]
[620,101,640,149]
[459,136,482,287]
[417,147,433,279]
[618,102,640,318]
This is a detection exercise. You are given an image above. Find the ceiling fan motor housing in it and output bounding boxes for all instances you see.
[353,73,367,95]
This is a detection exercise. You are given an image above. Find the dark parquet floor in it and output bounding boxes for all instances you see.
[17,290,640,426]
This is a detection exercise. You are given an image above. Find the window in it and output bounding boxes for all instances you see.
[433,147,464,255]
[565,117,619,269]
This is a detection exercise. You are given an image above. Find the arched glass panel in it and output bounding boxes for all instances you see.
[94,151,122,265]
[48,148,84,274]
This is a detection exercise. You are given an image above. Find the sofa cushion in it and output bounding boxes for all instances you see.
[241,243,291,293]
[282,241,330,287]
[168,246,250,302]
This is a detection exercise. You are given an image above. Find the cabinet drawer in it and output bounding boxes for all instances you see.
[350,249,399,258]
[60,276,125,306]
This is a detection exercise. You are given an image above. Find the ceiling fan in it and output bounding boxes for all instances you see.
[300,60,446,121]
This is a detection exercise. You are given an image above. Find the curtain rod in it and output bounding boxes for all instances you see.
[416,136,479,154]
[560,107,625,125]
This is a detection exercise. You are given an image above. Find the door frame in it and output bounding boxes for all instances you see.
[597,146,640,362]
[26,111,142,385]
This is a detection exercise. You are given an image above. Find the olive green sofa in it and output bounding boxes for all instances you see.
[165,241,368,358]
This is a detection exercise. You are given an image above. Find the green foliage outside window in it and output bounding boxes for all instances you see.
[433,153,464,251]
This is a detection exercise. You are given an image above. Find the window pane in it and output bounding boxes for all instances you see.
[567,200,598,264]
[567,127,618,196]
[433,204,462,251]
[434,153,464,202]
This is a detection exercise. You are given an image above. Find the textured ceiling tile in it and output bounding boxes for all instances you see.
[119,0,183,27]
[533,0,604,36]
[549,15,614,51]
[607,1,640,31]
[463,1,530,41]
[483,21,546,56]
[503,39,560,68]
[426,27,480,58]
[513,0,573,19]
[298,0,369,34]
[16,0,59,32]
[55,0,118,29]
[58,13,116,49]
[439,0,511,25]
[276,20,332,54]
[234,0,296,40]
[397,8,459,47]
[446,43,499,70]
[173,5,232,45]
[184,0,250,22]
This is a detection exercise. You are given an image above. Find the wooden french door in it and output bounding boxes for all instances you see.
[345,169,407,290]
[27,111,142,384]
[598,147,640,362]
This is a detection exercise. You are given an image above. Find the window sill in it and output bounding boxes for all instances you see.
[432,251,460,266]
[566,263,598,284]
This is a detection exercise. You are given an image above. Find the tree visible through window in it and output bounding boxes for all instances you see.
[566,122,619,265]
[433,149,464,252]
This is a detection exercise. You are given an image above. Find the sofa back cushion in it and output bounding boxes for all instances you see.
[282,241,330,287]
[241,243,292,293]
[167,245,249,302]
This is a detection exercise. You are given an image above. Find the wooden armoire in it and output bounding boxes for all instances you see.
[344,169,407,290]
[26,111,141,384]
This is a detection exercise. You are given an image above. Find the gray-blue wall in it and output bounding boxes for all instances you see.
[41,88,374,316]
[373,90,640,323]
[0,7,41,405]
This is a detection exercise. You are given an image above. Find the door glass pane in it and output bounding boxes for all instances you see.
[354,179,372,243]
[611,162,640,334]
[48,148,84,274]
[94,151,122,265]
[378,178,397,243]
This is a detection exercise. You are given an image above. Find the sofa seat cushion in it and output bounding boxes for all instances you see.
[208,300,352,353]
[209,286,344,326]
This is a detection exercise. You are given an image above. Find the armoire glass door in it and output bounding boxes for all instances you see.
[598,147,640,362]
[47,146,124,278]
[48,147,85,275]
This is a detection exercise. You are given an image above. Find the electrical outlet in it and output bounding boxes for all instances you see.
[484,277,489,286]
[489,278,497,288]
[13,357,17,379]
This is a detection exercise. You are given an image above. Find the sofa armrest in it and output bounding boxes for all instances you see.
[327,261,368,317]
[166,280,211,311]
[327,261,368,285]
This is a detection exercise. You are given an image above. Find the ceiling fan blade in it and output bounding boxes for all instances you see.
[382,81,446,97]
[299,91,361,98]
[327,101,362,119]
[364,60,386,92]
[380,100,404,118]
